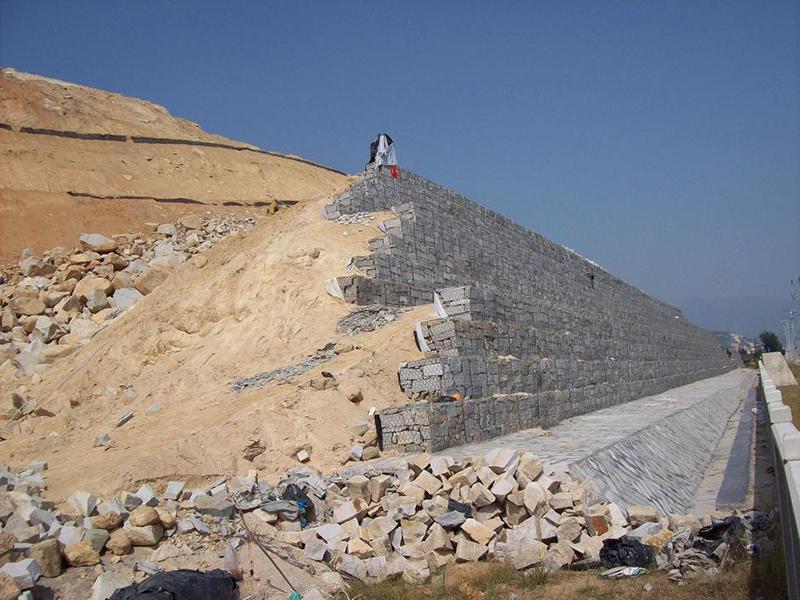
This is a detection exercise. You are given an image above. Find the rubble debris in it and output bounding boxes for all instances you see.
[601,566,647,578]
[0,448,772,598]
[334,212,375,226]
[230,343,337,391]
[336,305,406,336]
[0,215,256,380]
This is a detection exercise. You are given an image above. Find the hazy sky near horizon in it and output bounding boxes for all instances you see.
[1,1,798,333]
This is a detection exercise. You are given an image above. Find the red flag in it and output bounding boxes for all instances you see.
[390,165,399,179]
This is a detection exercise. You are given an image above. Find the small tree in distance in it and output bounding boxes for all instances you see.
[759,331,784,354]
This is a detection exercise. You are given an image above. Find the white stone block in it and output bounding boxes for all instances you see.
[773,423,800,461]
[768,404,793,424]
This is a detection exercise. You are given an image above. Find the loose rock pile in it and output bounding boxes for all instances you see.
[334,213,375,226]
[259,449,759,586]
[336,305,406,336]
[0,214,255,391]
[0,448,767,597]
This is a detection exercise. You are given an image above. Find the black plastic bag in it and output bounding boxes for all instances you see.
[283,483,315,525]
[697,516,741,540]
[599,536,654,568]
[110,569,238,600]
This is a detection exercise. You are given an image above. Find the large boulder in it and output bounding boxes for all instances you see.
[8,297,45,317]
[79,233,118,253]
[29,539,62,577]
[73,276,113,303]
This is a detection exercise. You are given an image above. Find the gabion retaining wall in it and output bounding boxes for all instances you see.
[326,168,734,453]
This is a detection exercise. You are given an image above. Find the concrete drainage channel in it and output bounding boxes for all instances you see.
[571,380,752,514]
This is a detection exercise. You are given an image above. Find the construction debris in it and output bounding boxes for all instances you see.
[0,448,776,596]
[230,343,337,391]
[0,215,256,385]
[336,305,406,336]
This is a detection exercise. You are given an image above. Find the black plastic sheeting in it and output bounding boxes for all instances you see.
[599,536,655,568]
[109,569,239,600]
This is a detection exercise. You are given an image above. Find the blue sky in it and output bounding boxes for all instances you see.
[1,1,798,337]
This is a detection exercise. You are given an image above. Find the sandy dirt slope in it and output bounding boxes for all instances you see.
[0,195,429,502]
[1,68,250,142]
[0,69,347,263]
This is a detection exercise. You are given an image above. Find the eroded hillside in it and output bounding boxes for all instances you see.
[0,68,347,263]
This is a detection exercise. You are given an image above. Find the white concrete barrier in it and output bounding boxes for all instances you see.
[760,360,800,598]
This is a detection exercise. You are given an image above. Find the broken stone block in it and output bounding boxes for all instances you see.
[522,482,548,516]
[497,528,547,570]
[9,297,45,317]
[485,448,519,474]
[57,525,83,547]
[550,492,574,511]
[363,447,380,461]
[396,482,425,506]
[468,482,496,508]
[667,513,699,533]
[134,266,171,295]
[123,524,164,546]
[586,509,610,536]
[369,475,393,503]
[333,501,358,524]
[334,553,368,582]
[365,516,396,541]
[28,539,61,577]
[0,573,19,598]
[91,571,132,600]
[346,475,370,500]
[113,288,143,311]
[434,510,466,529]
[304,539,328,561]
[489,474,517,502]
[80,233,118,253]
[455,539,488,562]
[0,558,40,590]
[64,541,101,567]
[461,518,496,546]
[347,538,374,559]
[400,519,427,545]
[135,484,158,507]
[129,506,160,527]
[316,523,346,546]
[402,559,430,584]
[91,512,122,531]
[164,481,186,501]
[571,533,604,560]
[430,456,454,477]
[69,491,98,516]
[414,470,442,496]
[557,517,583,543]
[627,505,660,527]
[477,466,498,487]
[193,495,233,518]
[84,528,110,553]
